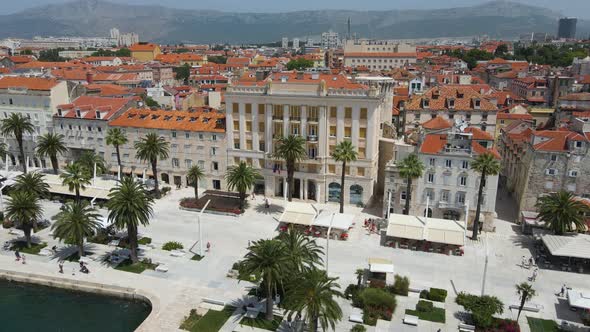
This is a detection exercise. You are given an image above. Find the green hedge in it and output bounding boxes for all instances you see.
[350,324,366,332]
[420,287,447,302]
[416,300,434,312]
[390,275,410,296]
[358,288,396,325]
[162,241,184,251]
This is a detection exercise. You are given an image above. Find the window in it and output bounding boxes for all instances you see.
[211,147,217,155]
[500,120,505,124]
[233,120,239,130]
[172,158,179,167]
[359,128,366,138]
[360,108,367,120]
[185,159,192,168]
[429,158,435,167]
[425,190,434,201]
[482,113,488,121]
[330,107,337,118]
[212,162,219,171]
[466,114,471,121]
[87,126,92,131]
[232,103,239,113]
[185,132,190,139]
[401,191,407,201]
[457,192,466,204]
[344,127,351,138]
[258,104,265,114]
[575,141,583,148]
[259,122,265,132]
[445,159,452,168]
[345,107,352,118]
[172,131,177,138]
[246,121,252,132]
[328,165,336,174]
[212,180,221,189]
[546,168,557,176]
[427,173,434,183]
[357,167,365,177]
[459,176,467,186]
[199,134,204,140]
[358,147,365,158]
[461,160,469,169]
[123,153,129,159]
[441,190,449,202]
[245,103,252,114]
[97,127,102,133]
[329,126,336,137]
[569,170,578,177]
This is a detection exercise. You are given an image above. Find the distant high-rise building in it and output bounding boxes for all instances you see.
[321,31,340,49]
[557,17,577,39]
[118,33,139,47]
[110,28,120,40]
[292,38,300,49]
[281,37,289,49]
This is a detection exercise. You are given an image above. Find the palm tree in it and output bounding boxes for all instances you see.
[5,190,43,248]
[277,226,323,271]
[106,176,154,262]
[536,191,590,235]
[241,239,289,320]
[1,113,35,173]
[77,151,107,176]
[135,132,169,197]
[515,282,536,320]
[51,201,101,257]
[274,135,306,201]
[471,153,501,240]
[225,162,260,210]
[332,140,358,213]
[0,141,7,163]
[36,133,68,174]
[105,128,128,169]
[355,268,365,287]
[398,154,425,215]
[60,163,91,203]
[285,268,343,332]
[186,165,205,200]
[13,172,50,198]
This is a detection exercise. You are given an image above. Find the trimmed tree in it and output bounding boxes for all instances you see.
[135,132,170,198]
[1,113,35,173]
[332,140,358,213]
[398,154,425,215]
[225,161,260,210]
[536,191,590,235]
[5,190,43,248]
[471,152,501,240]
[274,135,306,202]
[13,172,50,198]
[36,133,68,174]
[60,163,92,203]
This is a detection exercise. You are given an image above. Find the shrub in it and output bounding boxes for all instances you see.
[350,324,366,332]
[416,300,434,312]
[161,186,172,195]
[455,292,504,328]
[162,241,184,251]
[232,262,241,271]
[420,289,429,299]
[137,237,152,245]
[391,275,410,296]
[362,311,378,326]
[358,288,396,321]
[428,288,447,302]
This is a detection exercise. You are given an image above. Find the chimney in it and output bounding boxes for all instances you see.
[296,71,304,80]
[86,72,94,84]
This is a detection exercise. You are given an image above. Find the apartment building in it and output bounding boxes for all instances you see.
[54,96,136,165]
[498,117,590,214]
[108,107,227,189]
[129,43,162,62]
[225,72,393,205]
[383,121,500,229]
[343,39,417,70]
[0,77,69,168]
[510,76,548,106]
[403,86,499,136]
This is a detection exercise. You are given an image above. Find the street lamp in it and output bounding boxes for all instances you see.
[198,199,211,256]
[325,212,335,275]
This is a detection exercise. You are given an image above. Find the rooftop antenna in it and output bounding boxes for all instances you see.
[347,17,351,40]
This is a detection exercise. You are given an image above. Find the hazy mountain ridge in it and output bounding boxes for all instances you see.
[0,0,588,43]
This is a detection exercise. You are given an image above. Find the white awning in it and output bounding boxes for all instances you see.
[313,213,354,230]
[278,202,317,227]
[567,289,590,310]
[386,213,465,246]
[368,258,394,273]
[542,234,590,259]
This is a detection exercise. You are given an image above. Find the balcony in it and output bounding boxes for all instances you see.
[289,116,301,122]
[272,116,283,121]
[437,201,465,210]
[307,135,318,142]
[307,117,319,123]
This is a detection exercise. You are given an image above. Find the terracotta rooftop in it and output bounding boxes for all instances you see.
[532,129,586,152]
[57,96,133,120]
[85,84,133,97]
[344,52,417,58]
[129,43,159,52]
[419,131,500,158]
[421,117,452,130]
[560,93,590,102]
[109,107,225,133]
[405,86,498,112]
[0,76,60,91]
[238,72,368,90]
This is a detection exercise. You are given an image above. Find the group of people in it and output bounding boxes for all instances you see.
[364,218,379,234]
[521,256,539,281]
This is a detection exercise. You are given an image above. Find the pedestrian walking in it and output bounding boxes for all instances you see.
[529,256,534,267]
[521,256,526,268]
[532,268,538,281]
[559,284,566,297]
[21,254,26,264]
[59,260,64,274]
[206,241,211,252]
[15,249,21,261]
[247,240,251,248]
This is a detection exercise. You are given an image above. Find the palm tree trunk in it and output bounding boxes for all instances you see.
[404,177,412,215]
[472,171,486,240]
[79,240,84,257]
[128,223,138,263]
[265,275,274,320]
[339,160,346,213]
[23,224,32,248]
[314,316,319,332]
[17,136,26,174]
[75,187,81,203]
[239,191,246,210]
[151,159,159,198]
[50,155,59,174]
[517,293,527,320]
[115,144,122,167]
[287,160,294,202]
[194,181,199,200]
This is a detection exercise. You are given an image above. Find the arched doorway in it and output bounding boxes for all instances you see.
[443,210,460,220]
[349,184,363,205]
[307,180,316,201]
[161,173,170,184]
[424,208,433,218]
[328,182,341,202]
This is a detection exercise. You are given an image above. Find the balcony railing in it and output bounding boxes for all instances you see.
[272,116,283,120]
[307,135,318,142]
[437,201,465,209]
[307,117,319,122]
[289,116,301,121]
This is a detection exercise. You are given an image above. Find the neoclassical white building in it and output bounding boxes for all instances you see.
[225,72,393,205]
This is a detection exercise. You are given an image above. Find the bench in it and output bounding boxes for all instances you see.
[349,308,363,323]
[202,298,225,307]
[508,304,541,312]
[403,314,418,326]
[155,264,169,272]
[458,323,475,331]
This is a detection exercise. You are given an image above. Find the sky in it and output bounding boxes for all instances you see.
[0,0,589,18]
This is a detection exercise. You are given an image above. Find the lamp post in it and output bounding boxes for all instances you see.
[326,212,335,275]
[198,199,211,256]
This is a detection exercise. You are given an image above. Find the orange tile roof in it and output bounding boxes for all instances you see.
[0,76,59,91]
[344,52,417,58]
[239,72,367,90]
[464,127,494,140]
[84,56,119,62]
[405,86,498,112]
[51,68,94,81]
[560,93,590,101]
[109,107,225,133]
[226,57,250,66]
[129,43,159,52]
[155,53,205,65]
[532,129,586,152]
[57,96,133,120]
[497,112,533,120]
[421,117,452,130]
[16,61,92,70]
[9,55,35,64]
[93,73,140,82]
[419,134,447,154]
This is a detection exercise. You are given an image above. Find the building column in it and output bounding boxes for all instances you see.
[265,104,272,155]
[238,103,246,149]
[318,106,327,158]
[283,104,289,137]
[301,105,307,139]
[366,106,376,159]
[336,105,344,143]
[252,103,259,152]
[352,106,360,150]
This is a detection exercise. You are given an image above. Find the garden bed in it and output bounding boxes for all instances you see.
[180,306,235,332]
[114,258,157,274]
[526,317,559,332]
[240,313,283,331]
[180,195,243,215]
[405,299,446,323]
[191,254,204,261]
[11,241,47,255]
[66,251,95,262]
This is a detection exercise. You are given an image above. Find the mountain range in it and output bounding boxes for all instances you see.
[0,0,588,43]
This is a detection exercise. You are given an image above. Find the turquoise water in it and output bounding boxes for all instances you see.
[0,279,151,332]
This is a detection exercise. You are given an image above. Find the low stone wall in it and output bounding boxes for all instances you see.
[0,269,160,332]
[179,205,240,217]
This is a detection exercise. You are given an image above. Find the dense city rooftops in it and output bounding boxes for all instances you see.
[109,107,225,133]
